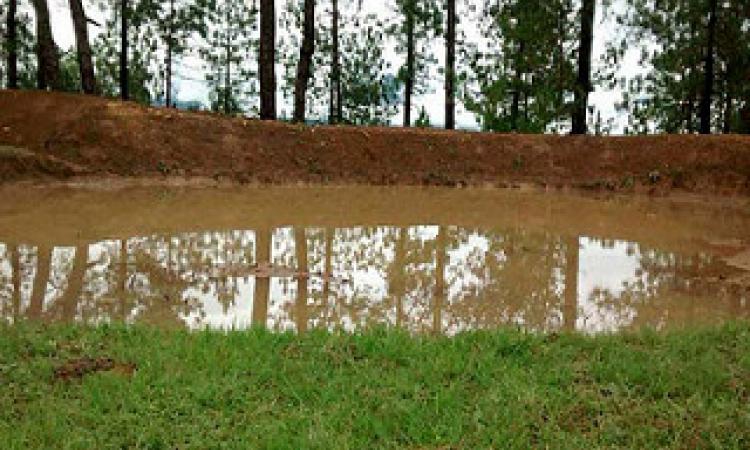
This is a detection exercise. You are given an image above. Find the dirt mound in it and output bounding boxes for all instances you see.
[1,90,749,194]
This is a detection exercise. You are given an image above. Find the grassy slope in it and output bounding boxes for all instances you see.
[1,324,749,449]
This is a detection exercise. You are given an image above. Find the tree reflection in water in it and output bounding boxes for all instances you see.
[0,225,747,334]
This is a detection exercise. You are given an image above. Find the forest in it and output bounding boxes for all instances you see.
[1,0,748,134]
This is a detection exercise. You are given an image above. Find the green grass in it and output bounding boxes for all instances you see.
[1,323,749,449]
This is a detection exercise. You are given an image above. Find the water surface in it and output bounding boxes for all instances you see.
[1,185,748,334]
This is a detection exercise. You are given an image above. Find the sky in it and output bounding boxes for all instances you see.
[43,0,640,133]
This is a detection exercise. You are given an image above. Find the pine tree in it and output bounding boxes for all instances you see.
[329,0,341,123]
[571,0,595,134]
[278,1,395,124]
[609,0,749,134]
[120,0,129,99]
[278,0,323,120]
[698,0,717,134]
[2,0,36,89]
[5,0,18,88]
[415,105,431,127]
[146,0,207,107]
[92,0,158,104]
[31,0,60,90]
[280,0,325,120]
[339,16,400,125]
[388,0,442,127]
[200,0,258,114]
[465,0,577,132]
[444,0,456,129]
[292,0,315,122]
[68,0,96,94]
[260,0,276,119]
[717,2,750,133]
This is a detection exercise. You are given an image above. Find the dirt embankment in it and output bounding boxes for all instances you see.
[1,90,750,194]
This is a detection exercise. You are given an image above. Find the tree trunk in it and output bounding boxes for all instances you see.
[556,2,565,122]
[120,0,129,100]
[391,228,406,328]
[29,246,51,319]
[224,46,230,114]
[403,9,415,128]
[295,228,309,332]
[165,0,174,107]
[741,104,750,134]
[721,64,732,134]
[699,0,717,134]
[572,0,595,135]
[335,9,342,124]
[510,90,521,131]
[259,0,276,120]
[32,0,61,90]
[10,246,21,321]
[6,0,18,89]
[432,227,446,335]
[685,24,696,133]
[523,90,529,121]
[563,236,579,332]
[252,229,271,326]
[321,228,333,324]
[224,6,231,114]
[723,91,732,134]
[444,0,456,130]
[69,0,96,94]
[511,41,524,131]
[329,83,335,124]
[118,239,129,320]
[329,0,341,124]
[293,0,315,123]
[62,244,87,321]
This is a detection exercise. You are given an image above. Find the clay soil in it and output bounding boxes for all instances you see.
[1,90,750,195]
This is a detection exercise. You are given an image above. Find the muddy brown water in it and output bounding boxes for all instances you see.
[0,185,748,334]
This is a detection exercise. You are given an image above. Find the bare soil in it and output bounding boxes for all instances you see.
[53,357,136,382]
[2,90,750,195]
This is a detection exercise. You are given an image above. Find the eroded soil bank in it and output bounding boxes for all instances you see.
[2,90,750,194]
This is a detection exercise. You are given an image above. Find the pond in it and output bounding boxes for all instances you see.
[0,185,748,334]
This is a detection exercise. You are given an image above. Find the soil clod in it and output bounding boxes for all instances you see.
[53,357,136,382]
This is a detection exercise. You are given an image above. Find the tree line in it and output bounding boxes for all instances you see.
[1,0,748,134]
